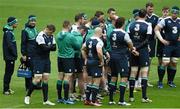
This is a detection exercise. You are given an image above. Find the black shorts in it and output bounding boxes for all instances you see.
[149,39,156,57]
[86,59,102,78]
[58,57,75,73]
[156,40,164,57]
[74,58,83,73]
[33,57,51,74]
[130,48,149,67]
[163,45,180,57]
[110,54,129,78]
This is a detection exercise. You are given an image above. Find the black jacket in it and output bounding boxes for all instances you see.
[2,25,17,61]
[21,24,38,57]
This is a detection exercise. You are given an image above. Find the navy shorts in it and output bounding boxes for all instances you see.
[149,39,156,57]
[130,48,149,67]
[110,54,129,78]
[162,45,180,58]
[156,40,164,57]
[86,59,102,78]
[58,57,75,73]
[74,58,83,73]
[33,57,51,74]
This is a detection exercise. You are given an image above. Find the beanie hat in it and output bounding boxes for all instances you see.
[171,6,179,14]
[7,16,17,26]
[28,15,36,21]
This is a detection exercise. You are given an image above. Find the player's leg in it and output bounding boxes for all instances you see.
[42,59,55,105]
[84,65,93,105]
[57,57,65,102]
[147,40,156,87]
[140,48,152,103]
[118,57,131,106]
[3,60,15,95]
[161,46,172,87]
[91,67,102,106]
[129,54,138,102]
[24,58,43,104]
[108,58,117,104]
[63,58,75,104]
[129,66,138,102]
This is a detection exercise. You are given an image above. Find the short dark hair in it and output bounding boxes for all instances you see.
[138,9,147,18]
[47,24,56,32]
[107,8,115,14]
[74,13,83,22]
[63,20,70,28]
[94,11,104,18]
[115,17,125,28]
[162,6,169,11]
[146,2,154,8]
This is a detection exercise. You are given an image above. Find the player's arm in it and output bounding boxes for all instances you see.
[81,43,88,65]
[36,34,52,52]
[96,41,104,67]
[124,33,139,56]
[71,35,81,50]
[21,30,28,60]
[155,19,169,45]
[136,23,152,50]
[6,31,17,57]
[50,37,56,51]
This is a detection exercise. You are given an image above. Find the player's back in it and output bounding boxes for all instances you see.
[86,36,103,60]
[128,19,150,47]
[110,29,128,55]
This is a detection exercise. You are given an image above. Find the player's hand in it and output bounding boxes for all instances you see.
[132,50,139,56]
[99,61,104,67]
[161,39,169,45]
[22,56,27,61]
[177,37,180,42]
[84,59,87,66]
[105,52,110,64]
[148,46,151,52]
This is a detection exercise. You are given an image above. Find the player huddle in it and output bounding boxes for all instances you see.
[2,2,180,107]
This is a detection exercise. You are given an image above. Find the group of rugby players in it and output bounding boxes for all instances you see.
[2,2,179,107]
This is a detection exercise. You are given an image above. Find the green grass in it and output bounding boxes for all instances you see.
[0,0,180,108]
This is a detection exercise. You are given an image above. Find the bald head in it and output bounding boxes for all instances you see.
[94,27,103,38]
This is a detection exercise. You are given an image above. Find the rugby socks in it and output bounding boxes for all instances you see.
[108,81,116,101]
[85,84,92,101]
[63,80,69,100]
[167,66,176,82]
[141,77,148,99]
[158,65,166,82]
[91,84,99,103]
[56,80,63,99]
[129,77,135,98]
[42,82,48,102]
[107,73,111,84]
[73,79,76,93]
[26,82,37,96]
[119,82,127,102]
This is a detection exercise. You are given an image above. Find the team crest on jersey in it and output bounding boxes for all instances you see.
[168,20,171,23]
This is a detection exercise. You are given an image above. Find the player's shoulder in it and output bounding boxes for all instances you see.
[38,31,45,36]
[152,13,159,18]
[137,19,150,26]
[113,29,126,34]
